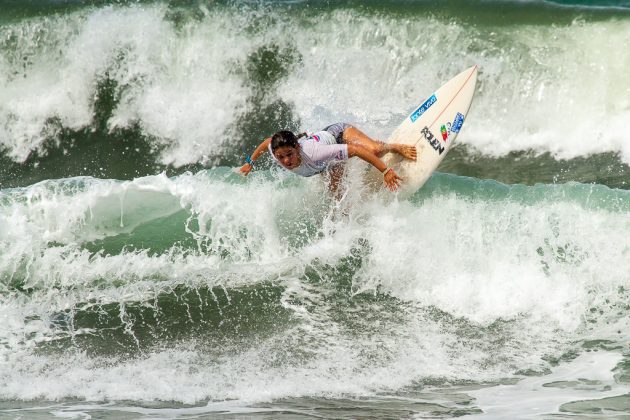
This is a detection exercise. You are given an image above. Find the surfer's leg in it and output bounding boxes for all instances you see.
[341,126,385,155]
[342,126,416,161]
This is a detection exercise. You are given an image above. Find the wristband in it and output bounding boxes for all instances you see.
[382,168,392,177]
[245,155,254,166]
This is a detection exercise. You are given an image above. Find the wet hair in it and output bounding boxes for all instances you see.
[270,130,308,152]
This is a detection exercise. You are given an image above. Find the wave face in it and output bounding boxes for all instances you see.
[2,0,630,417]
[1,1,630,188]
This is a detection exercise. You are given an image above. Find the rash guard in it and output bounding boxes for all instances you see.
[269,130,349,177]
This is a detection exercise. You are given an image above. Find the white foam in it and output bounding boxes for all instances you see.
[279,12,630,162]
[349,196,621,329]
[98,7,249,166]
[2,171,630,403]
[0,13,94,161]
[2,2,630,410]
[467,351,630,419]
[1,7,629,165]
[0,5,248,165]
[0,307,502,403]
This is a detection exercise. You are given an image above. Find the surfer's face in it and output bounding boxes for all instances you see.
[274,145,301,169]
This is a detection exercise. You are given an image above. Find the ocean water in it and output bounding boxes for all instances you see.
[1,0,630,418]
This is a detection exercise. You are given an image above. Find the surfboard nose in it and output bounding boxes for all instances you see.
[367,66,480,198]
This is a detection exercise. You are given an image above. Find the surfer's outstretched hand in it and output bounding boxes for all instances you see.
[384,168,402,191]
[239,163,253,176]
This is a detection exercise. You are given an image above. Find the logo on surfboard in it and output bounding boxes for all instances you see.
[437,113,466,143]
[410,94,437,123]
[440,125,448,141]
[452,112,465,133]
[421,126,445,155]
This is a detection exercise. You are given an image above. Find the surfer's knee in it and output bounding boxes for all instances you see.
[340,125,359,143]
[375,140,387,156]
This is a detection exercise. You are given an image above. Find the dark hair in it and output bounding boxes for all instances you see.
[271,130,308,152]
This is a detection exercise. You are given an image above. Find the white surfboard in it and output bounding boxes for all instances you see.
[368,66,478,198]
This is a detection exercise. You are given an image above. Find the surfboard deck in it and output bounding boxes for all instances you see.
[367,66,478,198]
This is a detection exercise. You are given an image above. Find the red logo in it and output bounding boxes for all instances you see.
[440,125,448,141]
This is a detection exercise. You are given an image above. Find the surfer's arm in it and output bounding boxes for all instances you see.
[347,144,402,191]
[240,137,271,176]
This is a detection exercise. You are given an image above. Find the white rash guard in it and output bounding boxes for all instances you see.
[269,130,349,177]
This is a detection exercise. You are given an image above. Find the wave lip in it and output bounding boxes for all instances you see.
[0,4,247,166]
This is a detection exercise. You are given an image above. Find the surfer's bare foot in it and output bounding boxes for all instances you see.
[391,144,417,161]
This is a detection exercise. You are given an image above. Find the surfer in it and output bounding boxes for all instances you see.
[239,123,416,192]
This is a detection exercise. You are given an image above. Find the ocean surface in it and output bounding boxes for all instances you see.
[1,0,630,418]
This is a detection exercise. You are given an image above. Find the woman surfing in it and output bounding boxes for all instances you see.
[239,123,416,192]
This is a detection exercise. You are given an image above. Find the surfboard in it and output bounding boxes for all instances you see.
[368,66,478,198]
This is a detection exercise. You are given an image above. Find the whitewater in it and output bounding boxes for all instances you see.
[2,0,630,418]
